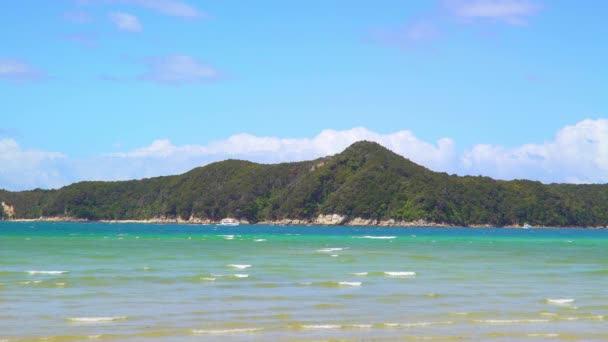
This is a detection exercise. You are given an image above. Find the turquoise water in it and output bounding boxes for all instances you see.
[1,222,607,341]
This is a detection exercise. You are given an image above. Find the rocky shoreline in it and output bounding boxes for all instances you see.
[6,214,607,229]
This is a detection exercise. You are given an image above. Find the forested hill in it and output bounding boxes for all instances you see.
[1,141,608,227]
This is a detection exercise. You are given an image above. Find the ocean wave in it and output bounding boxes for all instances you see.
[352,272,368,276]
[355,236,397,239]
[546,298,575,305]
[527,333,560,338]
[27,270,68,275]
[233,274,249,278]
[191,328,263,334]
[221,235,235,240]
[316,247,345,252]
[301,324,341,329]
[253,239,267,242]
[20,280,41,285]
[384,321,453,328]
[384,271,416,277]
[67,316,127,323]
[473,319,549,324]
[338,281,362,287]
[227,264,252,269]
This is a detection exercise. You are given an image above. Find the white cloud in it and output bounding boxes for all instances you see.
[1,120,608,191]
[140,55,219,85]
[0,139,67,190]
[78,0,202,19]
[0,58,43,82]
[108,128,457,172]
[110,12,143,32]
[462,119,608,183]
[444,0,542,25]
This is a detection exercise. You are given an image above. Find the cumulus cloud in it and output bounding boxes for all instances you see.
[140,55,219,85]
[0,139,67,190]
[110,12,143,32]
[0,58,43,82]
[109,128,457,171]
[462,119,608,183]
[443,0,542,25]
[78,0,202,19]
[1,120,608,191]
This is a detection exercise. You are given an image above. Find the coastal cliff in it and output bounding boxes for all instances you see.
[2,141,608,228]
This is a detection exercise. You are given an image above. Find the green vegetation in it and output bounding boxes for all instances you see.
[1,141,607,227]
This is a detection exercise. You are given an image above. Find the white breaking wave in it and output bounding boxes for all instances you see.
[546,298,575,305]
[221,235,235,240]
[301,324,341,329]
[233,274,249,278]
[473,319,549,324]
[27,270,68,275]
[384,321,453,327]
[356,236,396,239]
[227,264,252,269]
[316,248,345,252]
[527,333,560,338]
[253,239,267,242]
[67,316,127,323]
[192,328,262,334]
[330,254,339,257]
[352,272,368,276]
[338,281,362,287]
[384,271,416,277]
[200,277,216,281]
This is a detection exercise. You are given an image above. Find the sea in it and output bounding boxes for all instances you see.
[1,222,607,341]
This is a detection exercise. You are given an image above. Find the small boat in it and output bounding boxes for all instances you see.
[522,223,532,229]
[219,218,240,226]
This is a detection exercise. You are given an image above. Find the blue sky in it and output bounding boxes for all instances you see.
[1,0,607,190]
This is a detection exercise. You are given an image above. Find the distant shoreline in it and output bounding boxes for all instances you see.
[5,215,607,229]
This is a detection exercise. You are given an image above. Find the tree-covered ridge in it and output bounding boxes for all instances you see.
[1,141,608,227]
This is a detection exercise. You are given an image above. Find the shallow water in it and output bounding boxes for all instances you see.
[1,222,607,341]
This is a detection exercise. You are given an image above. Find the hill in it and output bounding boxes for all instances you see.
[2,141,608,227]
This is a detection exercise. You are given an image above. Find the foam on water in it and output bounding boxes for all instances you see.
[233,274,249,278]
[384,271,416,277]
[67,316,127,323]
[384,321,453,328]
[301,324,341,329]
[352,272,368,276]
[253,239,267,242]
[546,298,575,305]
[27,270,68,275]
[356,236,396,239]
[473,319,550,324]
[338,281,362,287]
[192,328,263,334]
[316,247,345,252]
[227,264,252,269]
[527,333,560,338]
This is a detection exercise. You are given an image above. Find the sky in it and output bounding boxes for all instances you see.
[1,0,607,190]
